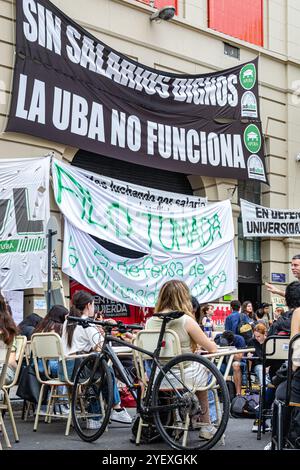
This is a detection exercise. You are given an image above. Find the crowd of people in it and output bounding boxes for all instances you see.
[0,255,300,449]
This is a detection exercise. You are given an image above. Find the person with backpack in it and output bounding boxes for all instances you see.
[225,300,252,344]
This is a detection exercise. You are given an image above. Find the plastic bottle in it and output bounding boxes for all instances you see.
[203,317,213,338]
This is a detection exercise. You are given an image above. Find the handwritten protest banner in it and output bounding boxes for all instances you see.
[52,159,233,256]
[63,218,236,307]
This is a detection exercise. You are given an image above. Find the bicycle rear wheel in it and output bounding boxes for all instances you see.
[152,353,230,450]
[71,354,113,442]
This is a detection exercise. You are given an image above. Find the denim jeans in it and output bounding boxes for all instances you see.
[38,358,59,377]
[58,360,121,421]
[58,360,75,382]
[0,363,15,385]
[254,364,263,386]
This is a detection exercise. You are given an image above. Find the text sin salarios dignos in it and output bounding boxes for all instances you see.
[22,0,239,106]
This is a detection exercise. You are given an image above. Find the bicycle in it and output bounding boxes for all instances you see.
[68,311,230,450]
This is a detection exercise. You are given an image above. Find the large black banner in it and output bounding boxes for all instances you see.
[7,0,267,182]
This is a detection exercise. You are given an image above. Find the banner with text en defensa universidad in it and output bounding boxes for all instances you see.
[63,218,236,307]
[241,199,300,237]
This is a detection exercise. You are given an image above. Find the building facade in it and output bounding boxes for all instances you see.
[0,0,300,316]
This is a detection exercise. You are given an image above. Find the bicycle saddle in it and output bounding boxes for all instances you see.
[154,310,185,322]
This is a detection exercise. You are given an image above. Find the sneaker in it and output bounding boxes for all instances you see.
[199,424,217,440]
[252,419,259,433]
[86,418,101,430]
[35,409,47,416]
[265,420,272,432]
[110,408,132,424]
[264,442,272,450]
[57,404,70,416]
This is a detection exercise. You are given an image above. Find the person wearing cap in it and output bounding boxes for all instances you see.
[265,254,300,297]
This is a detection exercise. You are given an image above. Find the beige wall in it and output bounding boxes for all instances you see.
[1,0,300,315]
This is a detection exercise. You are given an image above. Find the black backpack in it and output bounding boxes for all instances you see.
[230,393,259,419]
[237,313,253,343]
[131,391,172,444]
[288,408,300,448]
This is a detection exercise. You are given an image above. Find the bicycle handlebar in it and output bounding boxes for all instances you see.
[67,315,144,332]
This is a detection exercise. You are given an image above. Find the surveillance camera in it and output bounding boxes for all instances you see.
[150,6,176,22]
[296,154,300,162]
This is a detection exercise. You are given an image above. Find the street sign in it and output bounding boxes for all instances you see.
[271,273,286,283]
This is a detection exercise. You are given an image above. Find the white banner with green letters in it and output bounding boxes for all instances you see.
[53,159,236,305]
[63,218,236,307]
[52,159,233,256]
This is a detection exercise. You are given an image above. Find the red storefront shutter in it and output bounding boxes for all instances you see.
[155,0,177,13]
[208,0,263,47]
[135,0,177,14]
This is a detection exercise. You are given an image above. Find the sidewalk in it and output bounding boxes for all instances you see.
[1,406,270,451]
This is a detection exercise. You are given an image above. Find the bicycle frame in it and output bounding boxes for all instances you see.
[100,316,176,412]
[68,314,183,414]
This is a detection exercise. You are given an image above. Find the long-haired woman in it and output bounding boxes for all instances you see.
[0,294,19,384]
[145,280,217,440]
[61,290,132,429]
[241,301,256,326]
[32,305,69,415]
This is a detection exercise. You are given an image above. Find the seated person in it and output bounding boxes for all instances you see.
[145,280,217,440]
[18,313,43,340]
[62,291,132,428]
[0,294,19,385]
[32,305,69,415]
[247,323,268,385]
[214,330,247,395]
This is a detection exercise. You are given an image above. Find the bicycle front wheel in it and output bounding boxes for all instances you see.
[152,353,230,450]
[71,354,113,442]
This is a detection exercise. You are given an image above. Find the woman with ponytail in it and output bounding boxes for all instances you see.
[0,293,19,384]
[61,290,132,429]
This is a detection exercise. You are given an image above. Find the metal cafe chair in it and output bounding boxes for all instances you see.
[257,335,290,440]
[271,333,300,450]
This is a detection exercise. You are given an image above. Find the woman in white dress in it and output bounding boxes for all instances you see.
[146,280,218,440]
